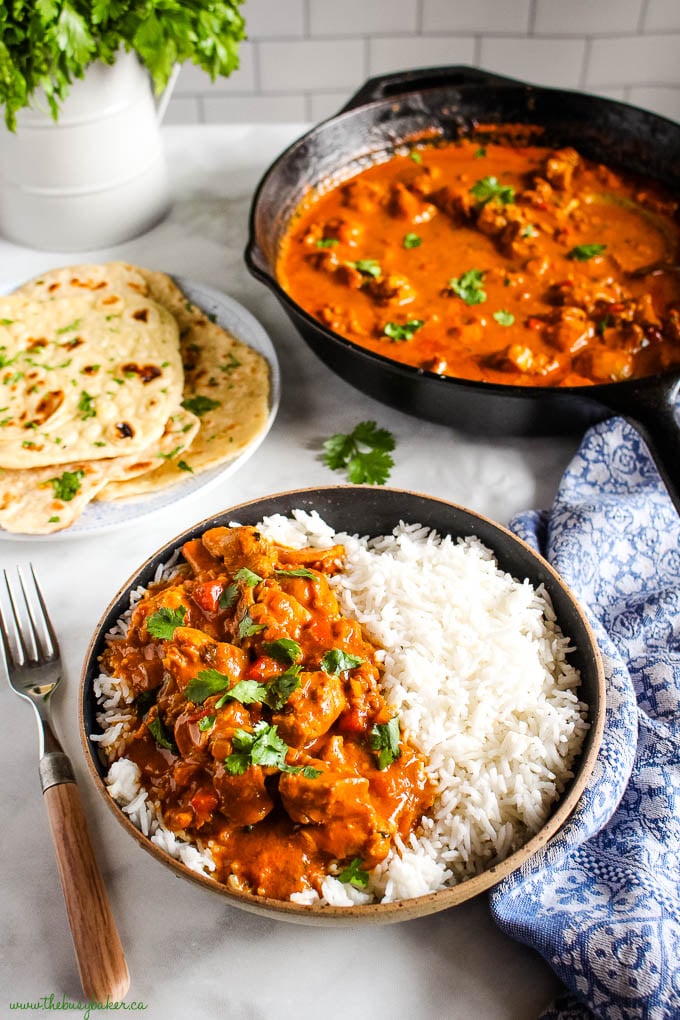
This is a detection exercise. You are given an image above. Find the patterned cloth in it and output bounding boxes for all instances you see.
[489,417,680,1020]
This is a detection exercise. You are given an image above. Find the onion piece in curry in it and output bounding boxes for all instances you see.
[276,136,680,386]
[100,525,435,901]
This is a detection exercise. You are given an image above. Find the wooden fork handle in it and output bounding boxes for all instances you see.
[40,753,130,1003]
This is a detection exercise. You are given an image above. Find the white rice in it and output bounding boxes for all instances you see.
[92,510,589,905]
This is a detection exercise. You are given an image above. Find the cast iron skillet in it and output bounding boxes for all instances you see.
[245,65,680,510]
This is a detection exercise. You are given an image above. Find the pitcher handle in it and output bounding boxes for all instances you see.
[154,64,181,123]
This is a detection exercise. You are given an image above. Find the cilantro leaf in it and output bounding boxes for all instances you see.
[238,611,266,639]
[274,567,316,580]
[470,176,515,206]
[262,638,303,665]
[348,259,381,278]
[147,713,175,751]
[263,666,302,710]
[493,309,515,327]
[225,721,319,777]
[383,319,425,342]
[449,269,486,306]
[568,243,607,261]
[234,567,263,587]
[370,717,402,770]
[321,649,365,675]
[181,395,221,417]
[185,668,232,705]
[321,420,395,486]
[198,715,215,733]
[338,858,369,889]
[48,469,85,502]
[77,390,96,420]
[316,238,339,248]
[403,233,422,249]
[218,583,238,609]
[145,605,187,640]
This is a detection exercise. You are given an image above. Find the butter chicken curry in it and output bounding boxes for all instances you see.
[102,525,434,901]
[277,136,680,386]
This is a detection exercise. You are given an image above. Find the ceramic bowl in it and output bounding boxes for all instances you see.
[80,486,605,925]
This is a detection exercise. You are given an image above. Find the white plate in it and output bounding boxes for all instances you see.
[1,276,281,540]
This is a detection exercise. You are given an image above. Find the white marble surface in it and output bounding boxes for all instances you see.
[0,124,583,1019]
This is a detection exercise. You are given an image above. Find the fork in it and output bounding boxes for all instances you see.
[1,565,129,1002]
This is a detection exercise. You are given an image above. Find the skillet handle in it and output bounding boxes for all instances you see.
[338,65,524,114]
[597,375,680,516]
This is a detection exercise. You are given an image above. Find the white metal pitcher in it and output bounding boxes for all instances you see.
[0,51,174,251]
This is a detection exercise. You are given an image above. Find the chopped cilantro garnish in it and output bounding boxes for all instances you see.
[409,150,422,164]
[146,605,187,640]
[181,395,221,416]
[315,238,339,248]
[55,318,82,335]
[147,713,175,751]
[322,419,395,485]
[263,666,302,710]
[348,259,381,279]
[449,268,486,306]
[383,319,425,342]
[470,176,515,206]
[224,721,319,777]
[186,668,232,704]
[273,567,316,580]
[568,243,607,261]
[596,314,612,336]
[77,390,96,420]
[238,611,266,639]
[262,638,303,665]
[198,715,215,732]
[403,233,422,249]
[234,567,263,587]
[321,649,364,675]
[218,583,238,609]
[473,146,487,159]
[49,469,85,502]
[493,309,515,327]
[177,460,193,473]
[522,224,538,238]
[370,717,401,770]
[338,858,369,889]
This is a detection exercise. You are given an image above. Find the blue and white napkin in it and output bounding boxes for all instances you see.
[489,416,680,1020]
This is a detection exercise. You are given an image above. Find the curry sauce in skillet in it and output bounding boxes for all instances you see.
[277,136,680,387]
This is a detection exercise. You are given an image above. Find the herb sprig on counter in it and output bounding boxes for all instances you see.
[321,420,396,485]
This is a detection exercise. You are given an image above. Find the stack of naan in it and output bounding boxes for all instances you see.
[0,263,270,534]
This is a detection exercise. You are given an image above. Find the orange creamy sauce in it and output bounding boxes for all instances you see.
[102,525,434,902]
[277,137,680,386]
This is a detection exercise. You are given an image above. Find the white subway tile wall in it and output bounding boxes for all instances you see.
[167,0,680,125]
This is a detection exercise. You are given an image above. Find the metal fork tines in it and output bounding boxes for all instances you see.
[1,565,72,778]
[1,564,129,1001]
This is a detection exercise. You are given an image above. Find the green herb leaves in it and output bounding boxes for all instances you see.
[322,420,396,485]
[383,319,425,342]
[470,176,515,206]
[370,717,401,770]
[338,858,369,888]
[403,233,422,249]
[1,2,247,132]
[181,395,221,417]
[321,649,364,675]
[449,269,486,306]
[48,468,85,502]
[146,605,187,640]
[348,259,381,279]
[567,243,607,261]
[225,721,320,778]
[262,638,303,665]
[493,309,515,327]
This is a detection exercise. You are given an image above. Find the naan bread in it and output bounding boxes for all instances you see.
[0,290,183,468]
[0,408,199,534]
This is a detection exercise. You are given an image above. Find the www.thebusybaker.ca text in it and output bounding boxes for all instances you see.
[9,993,148,1020]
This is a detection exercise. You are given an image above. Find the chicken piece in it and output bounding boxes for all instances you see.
[428,184,476,221]
[279,763,391,866]
[334,262,365,289]
[272,670,347,748]
[489,344,560,377]
[543,147,581,191]
[341,179,383,213]
[209,701,253,760]
[366,273,416,307]
[248,583,313,642]
[386,182,436,224]
[275,543,345,574]
[546,306,594,354]
[575,346,634,382]
[520,176,554,211]
[213,762,273,826]
[306,248,340,272]
[201,526,276,577]
[163,626,247,693]
[316,304,366,337]
[324,216,363,246]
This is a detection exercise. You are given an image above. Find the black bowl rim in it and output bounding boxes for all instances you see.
[80,485,606,925]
